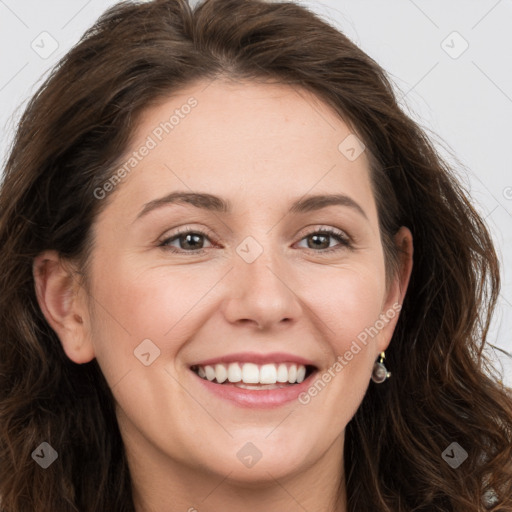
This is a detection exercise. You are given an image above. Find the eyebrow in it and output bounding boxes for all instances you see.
[135,191,368,221]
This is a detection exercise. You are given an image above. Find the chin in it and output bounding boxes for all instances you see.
[195,437,315,484]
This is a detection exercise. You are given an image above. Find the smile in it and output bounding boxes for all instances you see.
[189,356,319,408]
[191,362,313,386]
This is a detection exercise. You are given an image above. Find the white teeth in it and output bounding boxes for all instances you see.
[287,364,297,383]
[276,363,288,382]
[194,361,310,385]
[242,363,260,383]
[205,365,215,381]
[227,362,242,383]
[260,364,277,384]
[296,365,306,383]
[215,364,228,383]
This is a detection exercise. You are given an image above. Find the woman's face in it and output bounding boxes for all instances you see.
[68,80,411,484]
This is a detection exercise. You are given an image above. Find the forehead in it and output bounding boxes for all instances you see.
[100,79,377,222]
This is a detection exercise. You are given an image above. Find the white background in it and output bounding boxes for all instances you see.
[0,0,510,384]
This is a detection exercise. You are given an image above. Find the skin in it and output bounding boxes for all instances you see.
[34,78,413,512]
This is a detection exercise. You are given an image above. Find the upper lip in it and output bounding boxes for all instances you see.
[190,351,317,368]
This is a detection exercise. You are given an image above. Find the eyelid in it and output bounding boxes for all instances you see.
[295,224,351,241]
[157,225,218,251]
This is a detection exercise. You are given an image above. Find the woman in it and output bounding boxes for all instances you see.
[0,0,511,510]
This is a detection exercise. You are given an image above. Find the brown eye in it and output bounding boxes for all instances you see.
[183,233,206,250]
[307,233,331,250]
[297,229,352,252]
[160,230,213,252]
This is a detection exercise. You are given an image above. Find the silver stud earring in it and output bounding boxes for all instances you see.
[371,351,391,383]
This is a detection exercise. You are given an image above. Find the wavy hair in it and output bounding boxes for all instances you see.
[0,0,511,510]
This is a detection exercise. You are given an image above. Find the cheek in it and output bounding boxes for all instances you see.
[295,266,386,410]
[86,261,226,374]
[302,264,386,344]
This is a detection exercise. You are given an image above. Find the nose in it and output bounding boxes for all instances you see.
[221,246,303,331]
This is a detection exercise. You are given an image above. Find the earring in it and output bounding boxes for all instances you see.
[371,351,391,383]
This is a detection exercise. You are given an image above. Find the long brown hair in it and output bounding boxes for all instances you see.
[1,0,511,510]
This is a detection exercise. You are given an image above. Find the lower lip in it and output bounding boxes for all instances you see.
[191,370,317,408]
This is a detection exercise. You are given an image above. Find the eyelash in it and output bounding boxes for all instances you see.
[158,226,353,255]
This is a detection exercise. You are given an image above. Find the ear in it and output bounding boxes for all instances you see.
[378,226,413,352]
[33,250,95,364]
